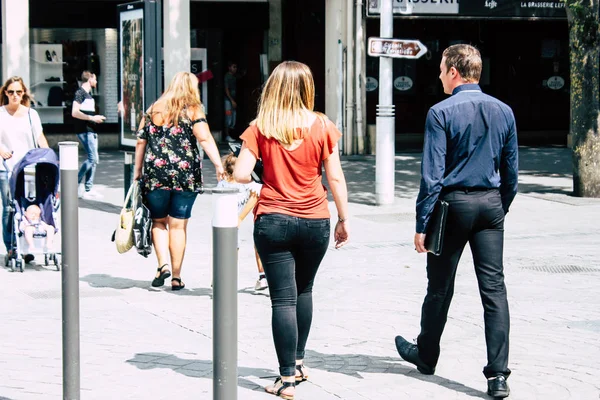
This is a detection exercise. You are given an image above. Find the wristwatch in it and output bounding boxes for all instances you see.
[338,216,347,223]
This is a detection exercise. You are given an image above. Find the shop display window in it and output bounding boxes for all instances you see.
[29,28,119,127]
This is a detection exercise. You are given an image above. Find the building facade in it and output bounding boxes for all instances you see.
[1,0,569,152]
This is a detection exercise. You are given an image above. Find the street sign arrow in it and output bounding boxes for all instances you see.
[368,37,428,59]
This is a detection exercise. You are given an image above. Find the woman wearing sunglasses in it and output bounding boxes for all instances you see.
[0,76,49,260]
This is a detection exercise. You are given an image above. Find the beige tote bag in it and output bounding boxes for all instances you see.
[114,181,139,254]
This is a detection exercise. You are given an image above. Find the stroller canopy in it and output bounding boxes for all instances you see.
[9,148,60,198]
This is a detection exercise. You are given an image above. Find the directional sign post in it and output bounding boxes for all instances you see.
[374,0,396,205]
[370,32,428,205]
[368,37,428,59]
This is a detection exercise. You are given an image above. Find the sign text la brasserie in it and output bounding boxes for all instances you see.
[367,0,567,19]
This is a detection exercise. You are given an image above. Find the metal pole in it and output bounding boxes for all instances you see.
[345,0,355,155]
[375,0,395,205]
[337,39,344,134]
[59,141,80,400]
[211,187,239,400]
[124,151,133,200]
[355,0,365,154]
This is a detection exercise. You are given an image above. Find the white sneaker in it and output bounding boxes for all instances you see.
[225,135,236,142]
[77,184,85,198]
[81,189,103,200]
[255,277,268,291]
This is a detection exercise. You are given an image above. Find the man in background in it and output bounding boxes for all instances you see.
[223,61,238,142]
[72,71,105,199]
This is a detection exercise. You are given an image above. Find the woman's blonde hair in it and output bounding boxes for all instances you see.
[1,76,32,107]
[255,61,317,145]
[158,71,202,126]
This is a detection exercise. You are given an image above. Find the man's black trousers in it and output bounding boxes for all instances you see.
[417,188,511,378]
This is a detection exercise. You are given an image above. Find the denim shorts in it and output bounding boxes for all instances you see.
[145,189,198,219]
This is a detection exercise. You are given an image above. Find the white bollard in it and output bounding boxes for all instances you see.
[59,141,80,399]
[211,187,239,400]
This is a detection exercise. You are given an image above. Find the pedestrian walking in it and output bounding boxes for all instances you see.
[223,61,239,142]
[0,76,50,261]
[234,61,350,400]
[72,70,106,199]
[133,71,225,290]
[216,152,267,291]
[394,44,519,399]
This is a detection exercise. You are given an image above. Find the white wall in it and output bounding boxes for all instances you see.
[2,0,30,85]
[164,0,191,86]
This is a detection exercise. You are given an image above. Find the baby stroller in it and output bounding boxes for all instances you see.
[4,148,61,272]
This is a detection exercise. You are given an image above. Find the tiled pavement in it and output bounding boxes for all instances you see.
[1,146,599,399]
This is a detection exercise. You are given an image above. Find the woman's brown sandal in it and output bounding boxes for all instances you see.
[265,377,295,399]
[295,364,308,384]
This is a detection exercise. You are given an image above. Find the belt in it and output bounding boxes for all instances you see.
[442,187,497,194]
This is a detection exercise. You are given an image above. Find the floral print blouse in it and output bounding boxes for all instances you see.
[137,110,205,194]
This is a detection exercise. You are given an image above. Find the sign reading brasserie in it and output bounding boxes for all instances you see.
[367,0,566,19]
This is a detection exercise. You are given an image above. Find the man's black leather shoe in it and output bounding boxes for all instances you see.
[394,335,435,375]
[487,375,510,398]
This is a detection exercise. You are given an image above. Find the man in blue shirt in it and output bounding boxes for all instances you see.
[395,44,518,398]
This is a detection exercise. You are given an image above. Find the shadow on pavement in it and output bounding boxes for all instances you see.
[81,272,272,298]
[238,287,270,298]
[78,198,122,215]
[517,182,572,194]
[90,146,575,208]
[81,273,215,298]
[304,350,489,399]
[335,155,422,205]
[126,352,277,392]
[81,273,150,290]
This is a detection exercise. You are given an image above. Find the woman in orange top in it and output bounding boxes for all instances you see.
[234,61,349,400]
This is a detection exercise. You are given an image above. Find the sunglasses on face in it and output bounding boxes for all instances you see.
[6,90,23,96]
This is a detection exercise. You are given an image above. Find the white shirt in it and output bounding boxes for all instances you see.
[0,106,44,171]
[216,179,262,215]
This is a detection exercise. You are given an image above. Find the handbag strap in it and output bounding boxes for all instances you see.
[123,181,138,211]
[28,109,38,149]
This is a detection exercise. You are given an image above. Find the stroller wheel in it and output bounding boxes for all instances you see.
[9,258,15,272]
[16,259,23,273]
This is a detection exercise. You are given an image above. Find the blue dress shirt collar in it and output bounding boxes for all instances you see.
[452,83,482,95]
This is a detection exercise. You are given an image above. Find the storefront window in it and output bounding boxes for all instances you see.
[29,28,119,128]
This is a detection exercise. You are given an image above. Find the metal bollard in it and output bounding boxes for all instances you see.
[59,142,80,399]
[211,187,239,400]
[124,151,134,200]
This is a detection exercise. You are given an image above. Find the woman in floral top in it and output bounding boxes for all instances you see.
[134,71,225,290]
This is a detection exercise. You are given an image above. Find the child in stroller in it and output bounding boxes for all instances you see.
[4,148,60,272]
[19,204,55,260]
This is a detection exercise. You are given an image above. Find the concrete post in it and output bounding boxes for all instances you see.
[268,0,283,66]
[211,187,239,400]
[355,0,366,154]
[59,142,80,400]
[375,0,395,205]
[1,0,30,84]
[325,0,345,130]
[345,0,355,155]
[163,0,190,86]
